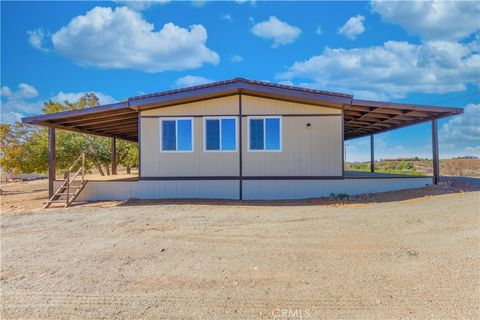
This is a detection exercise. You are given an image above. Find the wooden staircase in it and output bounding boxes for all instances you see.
[45,153,88,208]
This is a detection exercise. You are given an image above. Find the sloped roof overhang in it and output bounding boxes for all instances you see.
[344,99,463,140]
[22,78,463,141]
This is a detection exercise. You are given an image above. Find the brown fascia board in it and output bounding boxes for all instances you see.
[351,99,463,115]
[31,120,137,142]
[22,101,131,125]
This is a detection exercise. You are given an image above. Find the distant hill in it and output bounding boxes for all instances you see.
[345,158,480,177]
[452,156,479,160]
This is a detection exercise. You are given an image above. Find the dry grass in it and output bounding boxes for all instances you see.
[440,159,480,176]
[346,158,480,177]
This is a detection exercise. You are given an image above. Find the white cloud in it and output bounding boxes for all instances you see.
[27,28,49,52]
[464,145,480,153]
[51,91,116,105]
[278,39,480,100]
[440,103,480,156]
[113,0,170,11]
[230,54,243,63]
[221,14,232,21]
[277,80,293,86]
[440,104,480,143]
[315,26,323,35]
[338,15,365,40]
[1,83,38,100]
[191,0,206,7]
[1,112,23,124]
[174,75,213,88]
[235,0,256,5]
[1,84,43,123]
[1,84,116,124]
[0,87,12,97]
[346,134,392,162]
[31,6,219,73]
[251,16,301,48]
[371,0,480,41]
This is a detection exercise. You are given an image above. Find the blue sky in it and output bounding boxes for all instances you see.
[1,0,479,161]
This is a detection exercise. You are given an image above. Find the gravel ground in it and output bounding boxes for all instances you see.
[1,182,479,319]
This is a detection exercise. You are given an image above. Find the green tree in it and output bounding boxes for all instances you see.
[0,123,48,174]
[1,93,138,177]
[117,140,138,174]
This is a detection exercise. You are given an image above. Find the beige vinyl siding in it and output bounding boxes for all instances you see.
[140,94,342,178]
[242,115,342,176]
[242,95,341,115]
[140,117,239,177]
[141,95,238,116]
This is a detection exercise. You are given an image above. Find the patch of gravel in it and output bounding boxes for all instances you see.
[1,187,479,319]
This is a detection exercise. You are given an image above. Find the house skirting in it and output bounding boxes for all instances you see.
[54,177,433,201]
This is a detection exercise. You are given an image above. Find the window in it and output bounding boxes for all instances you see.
[161,118,193,152]
[204,117,237,151]
[248,117,282,151]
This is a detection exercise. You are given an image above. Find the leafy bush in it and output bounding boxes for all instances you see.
[330,192,349,199]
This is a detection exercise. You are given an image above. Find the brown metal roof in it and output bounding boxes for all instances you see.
[128,78,353,102]
[22,78,463,142]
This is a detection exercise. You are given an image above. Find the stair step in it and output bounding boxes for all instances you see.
[56,189,82,194]
[45,178,87,208]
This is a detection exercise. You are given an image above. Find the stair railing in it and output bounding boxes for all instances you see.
[44,152,87,208]
[63,152,86,206]
[64,152,85,207]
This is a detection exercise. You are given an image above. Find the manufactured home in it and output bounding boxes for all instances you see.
[22,78,462,205]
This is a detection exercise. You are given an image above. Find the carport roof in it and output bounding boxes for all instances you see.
[22,78,463,141]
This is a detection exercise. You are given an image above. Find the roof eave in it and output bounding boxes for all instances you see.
[344,111,458,141]
[351,99,464,114]
[129,82,352,110]
[22,101,131,124]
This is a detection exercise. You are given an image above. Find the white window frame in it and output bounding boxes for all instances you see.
[247,116,282,152]
[203,117,238,152]
[159,117,194,153]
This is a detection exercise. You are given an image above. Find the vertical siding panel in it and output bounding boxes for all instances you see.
[242,95,342,115]
[140,96,239,177]
[142,95,238,116]
[242,115,341,177]
[141,95,341,179]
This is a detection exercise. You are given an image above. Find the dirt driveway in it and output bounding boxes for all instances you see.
[1,181,479,319]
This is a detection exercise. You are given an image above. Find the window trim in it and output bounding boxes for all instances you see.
[203,116,238,152]
[247,116,282,152]
[159,117,194,153]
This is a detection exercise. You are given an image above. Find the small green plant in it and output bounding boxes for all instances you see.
[330,192,349,199]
